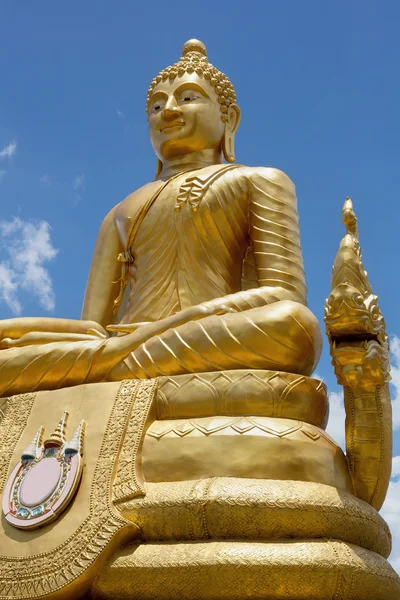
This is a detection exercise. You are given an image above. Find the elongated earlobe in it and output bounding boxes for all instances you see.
[222,104,241,163]
[222,129,236,162]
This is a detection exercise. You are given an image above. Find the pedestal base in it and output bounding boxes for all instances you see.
[1,374,399,600]
[92,539,400,600]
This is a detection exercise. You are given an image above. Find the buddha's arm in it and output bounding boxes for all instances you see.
[0,208,122,347]
[194,167,307,314]
[81,205,124,328]
[247,167,307,303]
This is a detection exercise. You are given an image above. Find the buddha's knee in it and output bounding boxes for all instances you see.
[273,300,322,370]
[243,300,322,374]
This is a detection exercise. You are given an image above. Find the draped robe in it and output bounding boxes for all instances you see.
[0,165,322,396]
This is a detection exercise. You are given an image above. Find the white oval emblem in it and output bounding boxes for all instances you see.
[2,412,86,530]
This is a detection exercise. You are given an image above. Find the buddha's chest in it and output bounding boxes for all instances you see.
[115,166,249,259]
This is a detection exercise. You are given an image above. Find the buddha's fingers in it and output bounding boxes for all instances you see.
[106,322,151,334]
[86,328,109,338]
[106,304,236,341]
[0,331,106,348]
[0,317,108,339]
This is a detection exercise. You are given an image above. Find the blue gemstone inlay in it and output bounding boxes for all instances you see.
[30,505,44,517]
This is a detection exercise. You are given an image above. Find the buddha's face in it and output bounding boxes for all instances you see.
[148,73,225,161]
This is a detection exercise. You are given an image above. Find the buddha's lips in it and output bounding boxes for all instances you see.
[160,121,185,133]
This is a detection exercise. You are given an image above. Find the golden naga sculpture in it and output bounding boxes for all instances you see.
[0,40,399,600]
[324,197,392,510]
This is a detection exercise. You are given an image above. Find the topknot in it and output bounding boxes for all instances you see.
[146,39,237,122]
[181,39,207,58]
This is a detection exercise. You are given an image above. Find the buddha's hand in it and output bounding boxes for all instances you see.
[198,287,286,315]
[106,302,236,338]
[181,302,237,320]
[98,302,239,365]
[0,318,108,349]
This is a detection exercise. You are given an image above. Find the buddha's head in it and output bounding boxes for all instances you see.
[147,39,241,174]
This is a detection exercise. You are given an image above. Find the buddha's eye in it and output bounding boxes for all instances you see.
[151,102,164,114]
[179,93,199,104]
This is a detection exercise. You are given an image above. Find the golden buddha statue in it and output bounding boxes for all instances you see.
[0,39,321,394]
[0,40,398,600]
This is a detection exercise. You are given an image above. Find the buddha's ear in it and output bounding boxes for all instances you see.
[155,159,163,180]
[222,104,241,163]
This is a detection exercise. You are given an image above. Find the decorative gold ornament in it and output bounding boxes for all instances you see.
[43,410,68,447]
[2,411,86,529]
[21,426,44,460]
[325,198,392,510]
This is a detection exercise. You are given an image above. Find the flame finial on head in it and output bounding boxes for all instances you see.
[146,39,237,121]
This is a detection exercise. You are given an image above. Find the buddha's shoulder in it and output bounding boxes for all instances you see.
[195,164,294,193]
[237,165,296,195]
[115,181,161,219]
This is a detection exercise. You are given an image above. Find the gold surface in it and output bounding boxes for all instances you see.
[325,198,392,510]
[142,415,352,490]
[154,369,329,428]
[92,539,400,600]
[0,380,158,599]
[0,38,397,599]
[118,478,391,557]
[0,41,322,395]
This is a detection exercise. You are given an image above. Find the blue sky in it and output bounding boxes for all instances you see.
[1,0,400,571]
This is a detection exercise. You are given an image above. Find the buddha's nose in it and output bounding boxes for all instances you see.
[162,97,182,120]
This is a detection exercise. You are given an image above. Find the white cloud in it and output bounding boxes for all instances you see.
[313,372,324,383]
[0,217,58,314]
[381,467,400,574]
[326,389,345,449]
[0,141,16,159]
[73,174,85,192]
[0,263,21,315]
[392,456,400,478]
[390,336,400,430]
[116,109,125,119]
[40,174,51,186]
[72,174,85,203]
